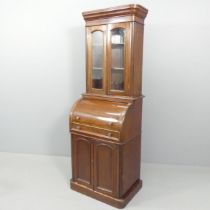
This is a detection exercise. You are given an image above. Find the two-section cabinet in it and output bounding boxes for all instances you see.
[69,4,148,208]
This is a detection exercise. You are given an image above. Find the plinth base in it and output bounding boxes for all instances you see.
[70,179,142,208]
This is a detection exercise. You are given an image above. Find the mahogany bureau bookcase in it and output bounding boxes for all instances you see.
[69,4,148,208]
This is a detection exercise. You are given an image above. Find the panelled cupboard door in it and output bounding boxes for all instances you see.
[72,135,93,188]
[107,23,131,96]
[86,25,107,94]
[93,142,119,197]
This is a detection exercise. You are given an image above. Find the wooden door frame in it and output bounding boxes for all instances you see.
[86,25,107,94]
[107,22,131,96]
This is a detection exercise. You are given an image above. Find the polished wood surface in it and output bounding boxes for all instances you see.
[69,4,148,208]
[70,97,142,143]
[94,142,118,196]
[71,135,93,188]
[83,4,148,26]
[85,12,147,97]
[70,98,128,132]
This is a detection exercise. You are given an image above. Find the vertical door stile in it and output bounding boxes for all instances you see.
[91,140,94,187]
[71,135,76,181]
[105,25,108,94]
[106,24,111,96]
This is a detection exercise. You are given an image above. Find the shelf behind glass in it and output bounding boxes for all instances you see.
[93,44,103,46]
[92,68,103,89]
[111,68,124,91]
[112,67,124,71]
[112,43,124,45]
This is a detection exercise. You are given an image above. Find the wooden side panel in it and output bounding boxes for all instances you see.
[94,142,118,196]
[72,135,93,188]
[120,135,141,196]
[121,97,142,142]
[132,22,144,96]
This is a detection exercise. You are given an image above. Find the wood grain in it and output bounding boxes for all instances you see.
[69,4,148,208]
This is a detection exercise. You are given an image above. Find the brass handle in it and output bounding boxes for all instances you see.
[109,122,113,126]
[76,125,80,130]
[107,132,112,137]
[75,116,80,120]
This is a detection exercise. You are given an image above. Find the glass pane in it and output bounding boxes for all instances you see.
[92,31,104,89]
[111,28,125,90]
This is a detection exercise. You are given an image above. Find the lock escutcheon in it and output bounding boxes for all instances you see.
[76,125,80,130]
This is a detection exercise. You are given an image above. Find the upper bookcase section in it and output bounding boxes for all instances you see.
[82,4,148,26]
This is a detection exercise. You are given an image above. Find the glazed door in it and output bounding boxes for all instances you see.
[93,142,119,196]
[71,135,93,188]
[86,25,107,94]
[107,23,131,96]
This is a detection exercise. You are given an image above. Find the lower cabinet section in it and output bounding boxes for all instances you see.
[71,134,142,208]
[71,134,118,197]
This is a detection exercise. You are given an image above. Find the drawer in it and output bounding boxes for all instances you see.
[71,123,120,140]
[71,114,119,131]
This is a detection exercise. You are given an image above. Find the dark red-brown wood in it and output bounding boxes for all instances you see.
[69,4,148,208]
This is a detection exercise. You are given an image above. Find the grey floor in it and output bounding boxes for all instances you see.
[0,152,210,210]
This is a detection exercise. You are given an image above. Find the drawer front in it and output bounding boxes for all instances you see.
[71,113,120,131]
[71,123,120,140]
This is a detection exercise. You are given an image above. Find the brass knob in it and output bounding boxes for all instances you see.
[76,125,80,130]
[107,132,112,137]
[75,116,80,120]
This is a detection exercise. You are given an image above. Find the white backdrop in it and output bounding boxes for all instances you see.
[0,0,210,166]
